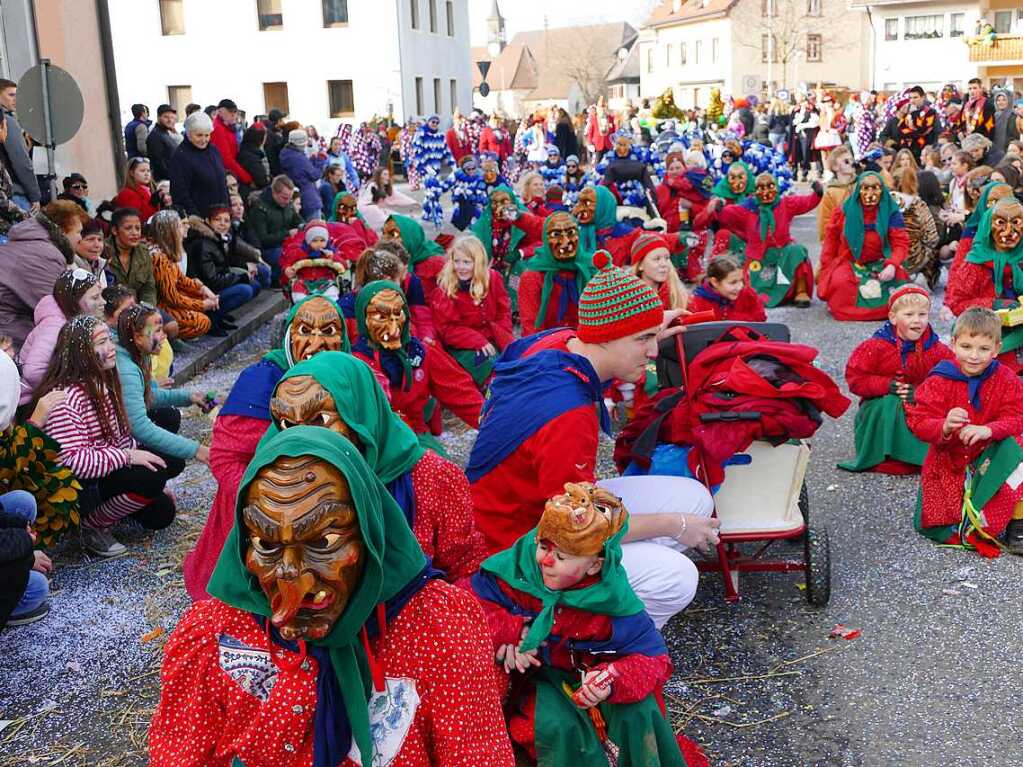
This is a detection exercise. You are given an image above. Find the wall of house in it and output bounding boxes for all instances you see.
[395,0,473,121]
[473,87,528,118]
[638,17,732,108]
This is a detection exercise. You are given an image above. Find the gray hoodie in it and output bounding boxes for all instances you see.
[2,110,40,203]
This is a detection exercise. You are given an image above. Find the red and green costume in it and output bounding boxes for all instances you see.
[518,216,597,336]
[687,281,766,322]
[943,183,1011,311]
[386,214,448,304]
[708,163,755,263]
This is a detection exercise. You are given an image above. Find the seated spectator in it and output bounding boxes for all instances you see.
[102,284,136,331]
[73,221,108,286]
[357,166,419,230]
[236,125,270,197]
[104,207,158,306]
[185,205,261,327]
[169,111,228,218]
[148,209,217,339]
[0,200,88,350]
[39,316,183,557]
[892,166,941,287]
[55,173,92,214]
[114,304,212,466]
[113,157,158,222]
[146,104,181,183]
[317,162,347,216]
[245,174,302,283]
[221,200,269,289]
[325,136,360,191]
[279,128,322,221]
[18,267,104,403]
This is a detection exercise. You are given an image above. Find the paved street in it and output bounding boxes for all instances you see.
[1,210,1020,767]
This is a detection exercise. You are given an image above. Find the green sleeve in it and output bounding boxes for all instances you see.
[117,356,198,460]
[152,382,193,409]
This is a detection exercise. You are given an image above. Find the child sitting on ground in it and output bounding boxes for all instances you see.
[907,307,1023,555]
[840,285,953,474]
[687,254,767,322]
[280,224,349,301]
[470,482,691,766]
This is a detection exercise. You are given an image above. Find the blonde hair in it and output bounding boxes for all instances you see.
[517,171,544,200]
[894,148,919,172]
[889,291,930,314]
[826,145,853,174]
[631,249,688,311]
[953,306,1002,341]
[439,235,490,304]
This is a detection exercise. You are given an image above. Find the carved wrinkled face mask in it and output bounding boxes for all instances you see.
[336,195,358,223]
[859,177,883,207]
[546,213,579,261]
[727,167,749,195]
[271,376,356,442]
[243,456,365,641]
[755,178,778,205]
[491,191,513,219]
[987,185,1013,209]
[482,162,498,184]
[572,188,596,224]
[381,218,402,242]
[365,289,406,350]
[990,202,1023,252]
[614,136,632,158]
[290,297,344,363]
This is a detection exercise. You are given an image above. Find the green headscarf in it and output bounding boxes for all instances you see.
[841,171,898,263]
[386,213,444,265]
[206,427,428,764]
[577,185,618,255]
[471,185,527,259]
[264,295,351,372]
[749,174,780,241]
[327,190,369,226]
[479,516,644,653]
[355,280,415,390]
[710,160,755,202]
[965,182,1012,232]
[525,214,597,326]
[261,351,425,483]
[965,202,1023,297]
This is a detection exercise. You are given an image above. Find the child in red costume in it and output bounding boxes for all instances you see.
[907,307,1023,555]
[839,285,953,475]
[279,224,350,301]
[687,254,767,322]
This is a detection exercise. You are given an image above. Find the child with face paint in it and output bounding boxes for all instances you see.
[687,254,767,322]
[280,224,349,302]
[39,316,182,558]
[470,482,694,766]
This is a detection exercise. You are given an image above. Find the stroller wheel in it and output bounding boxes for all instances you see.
[804,524,831,607]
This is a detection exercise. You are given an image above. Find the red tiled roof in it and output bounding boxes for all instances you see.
[645,0,739,27]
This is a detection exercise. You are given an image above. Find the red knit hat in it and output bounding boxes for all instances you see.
[577,251,664,343]
[630,233,669,266]
[887,284,930,310]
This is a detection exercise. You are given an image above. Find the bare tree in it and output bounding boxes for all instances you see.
[545,32,620,107]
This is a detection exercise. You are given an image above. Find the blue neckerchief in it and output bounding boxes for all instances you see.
[385,471,417,528]
[684,169,712,200]
[552,273,579,323]
[694,282,730,307]
[256,562,441,767]
[466,329,611,482]
[352,336,425,390]
[596,221,636,245]
[928,359,1000,409]
[219,359,285,420]
[458,278,472,292]
[872,322,941,364]
[338,291,356,319]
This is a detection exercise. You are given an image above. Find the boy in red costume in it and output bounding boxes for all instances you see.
[907,307,1023,555]
[839,285,953,474]
[687,254,766,322]
[470,482,698,766]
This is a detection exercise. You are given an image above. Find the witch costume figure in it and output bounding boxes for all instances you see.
[470,186,545,313]
[709,161,755,261]
[380,214,448,304]
[817,171,912,321]
[149,427,515,767]
[596,130,660,216]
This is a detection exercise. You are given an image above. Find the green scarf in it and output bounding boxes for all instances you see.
[710,160,754,202]
[479,518,644,653]
[964,182,1012,232]
[206,427,428,764]
[965,204,1023,297]
[526,215,597,327]
[355,280,415,390]
[327,190,369,226]
[261,351,425,483]
[842,171,897,263]
[577,185,618,255]
[263,295,351,372]
[387,213,444,266]
[471,185,527,260]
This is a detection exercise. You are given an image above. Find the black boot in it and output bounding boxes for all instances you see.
[1004,518,1023,555]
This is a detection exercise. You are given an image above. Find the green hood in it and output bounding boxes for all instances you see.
[842,171,898,263]
[710,160,755,202]
[327,190,369,226]
[965,182,1013,232]
[387,213,444,265]
[261,351,425,483]
[526,214,597,326]
[578,185,618,254]
[471,185,527,259]
[207,426,428,764]
[355,280,415,390]
[965,202,1023,296]
[264,295,351,372]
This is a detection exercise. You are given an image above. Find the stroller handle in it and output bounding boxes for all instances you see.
[698,411,762,423]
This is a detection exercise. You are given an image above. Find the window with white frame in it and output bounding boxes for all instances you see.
[761,33,777,63]
[807,0,821,17]
[904,14,943,40]
[681,41,687,65]
[806,33,822,61]
[885,17,898,41]
[950,12,965,37]
[712,37,719,63]
[695,39,702,64]
[446,0,454,36]
[159,0,185,35]
[647,48,654,73]
[667,44,673,66]
[994,10,1013,33]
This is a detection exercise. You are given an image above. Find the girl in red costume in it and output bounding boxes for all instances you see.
[687,254,767,322]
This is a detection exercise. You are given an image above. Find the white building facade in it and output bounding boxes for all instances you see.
[107,0,472,132]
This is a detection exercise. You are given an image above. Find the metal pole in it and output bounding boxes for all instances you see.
[38,58,57,202]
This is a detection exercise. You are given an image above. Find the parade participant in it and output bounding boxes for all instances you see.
[907,307,1023,556]
[480,115,513,170]
[944,181,1012,288]
[470,185,544,309]
[182,296,349,600]
[898,86,939,158]
[708,159,754,260]
[585,100,615,163]
[449,155,488,231]
[540,145,566,190]
[361,240,437,341]
[263,352,486,581]
[518,212,596,335]
[816,145,857,242]
[280,223,349,301]
[630,233,689,311]
[687,254,766,322]
[412,115,456,227]
[573,184,685,270]
[468,255,719,627]
[150,427,516,767]
[839,285,953,474]
[716,172,822,308]
[597,130,659,216]
[963,78,995,139]
[519,171,550,218]
[328,191,378,246]
[818,171,911,321]
[352,281,482,452]
[479,153,508,197]
[380,213,447,302]
[430,236,514,386]
[470,482,691,766]
[562,156,590,205]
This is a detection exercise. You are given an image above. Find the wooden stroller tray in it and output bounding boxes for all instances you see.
[713,441,810,536]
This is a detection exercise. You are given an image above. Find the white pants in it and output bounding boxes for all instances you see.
[597,475,714,629]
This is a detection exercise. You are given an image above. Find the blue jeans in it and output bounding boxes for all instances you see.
[262,247,283,285]
[215,282,257,316]
[254,262,271,289]
[1,491,48,617]
[11,194,32,213]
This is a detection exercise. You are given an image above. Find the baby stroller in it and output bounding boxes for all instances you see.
[620,321,847,606]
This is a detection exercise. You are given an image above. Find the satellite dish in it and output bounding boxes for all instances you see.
[17,61,83,145]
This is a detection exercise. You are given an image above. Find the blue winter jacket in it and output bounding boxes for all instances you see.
[279,145,322,219]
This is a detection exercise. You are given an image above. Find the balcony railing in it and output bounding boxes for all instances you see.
[968,34,1023,62]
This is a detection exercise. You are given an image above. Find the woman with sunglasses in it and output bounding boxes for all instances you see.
[113,158,158,223]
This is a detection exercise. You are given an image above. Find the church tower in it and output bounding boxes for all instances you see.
[486,0,506,56]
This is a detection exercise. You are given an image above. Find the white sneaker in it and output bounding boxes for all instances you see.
[81,526,127,558]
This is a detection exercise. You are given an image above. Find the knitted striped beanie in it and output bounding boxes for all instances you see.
[630,233,669,265]
[577,251,664,343]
